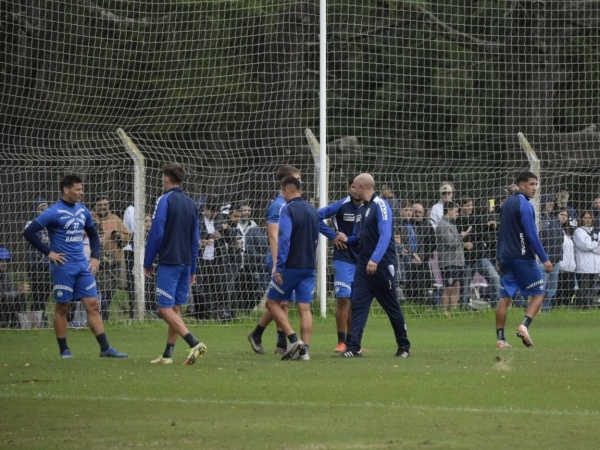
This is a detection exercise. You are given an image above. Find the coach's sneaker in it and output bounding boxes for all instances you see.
[340,349,362,358]
[100,347,128,358]
[334,342,347,353]
[516,325,533,348]
[60,349,74,359]
[183,342,207,365]
[281,340,304,360]
[247,333,265,355]
[496,340,513,349]
[151,356,173,365]
[394,347,410,358]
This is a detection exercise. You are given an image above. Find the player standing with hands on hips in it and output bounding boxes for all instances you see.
[23,175,128,359]
[495,171,553,348]
[144,163,206,365]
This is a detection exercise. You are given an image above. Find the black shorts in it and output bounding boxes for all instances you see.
[442,267,464,287]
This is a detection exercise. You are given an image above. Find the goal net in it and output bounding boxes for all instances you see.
[1,0,599,329]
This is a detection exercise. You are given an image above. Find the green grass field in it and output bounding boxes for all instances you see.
[1,309,599,449]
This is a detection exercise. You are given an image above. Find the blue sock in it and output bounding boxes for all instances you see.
[95,333,110,352]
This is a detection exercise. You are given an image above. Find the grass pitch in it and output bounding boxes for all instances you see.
[1,309,599,449]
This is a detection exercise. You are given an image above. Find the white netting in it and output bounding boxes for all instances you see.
[1,1,599,328]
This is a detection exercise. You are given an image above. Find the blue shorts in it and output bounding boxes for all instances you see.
[51,262,98,303]
[267,268,315,303]
[155,264,191,308]
[499,259,544,298]
[333,260,355,299]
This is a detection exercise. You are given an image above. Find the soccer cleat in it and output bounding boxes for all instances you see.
[516,325,533,348]
[394,347,410,358]
[281,340,304,360]
[99,347,128,358]
[334,342,347,353]
[183,342,207,365]
[274,346,286,355]
[60,349,74,359]
[292,353,310,361]
[496,340,513,349]
[247,333,265,355]
[151,356,173,365]
[340,349,362,358]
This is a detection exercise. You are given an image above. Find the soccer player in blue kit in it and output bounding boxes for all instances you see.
[144,163,206,365]
[318,177,363,352]
[23,175,128,359]
[495,171,553,348]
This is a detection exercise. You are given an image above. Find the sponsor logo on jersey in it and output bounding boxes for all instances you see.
[53,284,74,293]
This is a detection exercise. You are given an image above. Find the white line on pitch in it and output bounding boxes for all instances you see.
[0,391,598,417]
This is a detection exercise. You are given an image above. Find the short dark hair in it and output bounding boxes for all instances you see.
[443,201,459,215]
[281,176,301,191]
[59,174,83,193]
[163,163,185,184]
[515,171,538,184]
[400,200,412,209]
[460,197,473,206]
[276,165,300,182]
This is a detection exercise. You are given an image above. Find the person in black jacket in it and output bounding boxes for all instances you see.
[456,197,501,308]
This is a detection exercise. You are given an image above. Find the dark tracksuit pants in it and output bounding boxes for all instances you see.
[347,263,411,352]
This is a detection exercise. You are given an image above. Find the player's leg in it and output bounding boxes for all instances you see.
[514,260,545,347]
[333,260,353,351]
[495,259,517,348]
[54,301,72,357]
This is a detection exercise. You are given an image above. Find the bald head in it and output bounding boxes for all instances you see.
[352,173,376,201]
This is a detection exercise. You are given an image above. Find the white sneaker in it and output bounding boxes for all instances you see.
[183,342,207,365]
[516,325,533,348]
[292,353,310,361]
[151,356,173,364]
[496,340,513,349]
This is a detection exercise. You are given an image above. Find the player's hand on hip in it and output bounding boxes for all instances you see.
[88,258,99,276]
[543,260,553,273]
[366,260,377,275]
[144,267,154,279]
[48,251,66,265]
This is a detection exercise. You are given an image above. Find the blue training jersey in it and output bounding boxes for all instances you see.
[144,187,200,273]
[32,200,95,265]
[497,192,549,262]
[265,194,286,267]
[276,196,319,272]
[347,193,396,266]
[318,196,361,264]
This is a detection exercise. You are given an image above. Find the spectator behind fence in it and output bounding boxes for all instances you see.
[430,184,454,229]
[24,196,51,327]
[591,195,600,228]
[92,195,131,321]
[409,202,435,303]
[556,209,576,307]
[456,197,501,308]
[538,195,563,312]
[233,203,261,312]
[0,248,30,328]
[572,210,600,309]
[554,186,578,225]
[436,201,466,315]
[122,202,135,318]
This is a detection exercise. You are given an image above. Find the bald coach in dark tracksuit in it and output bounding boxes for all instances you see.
[341,173,411,358]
